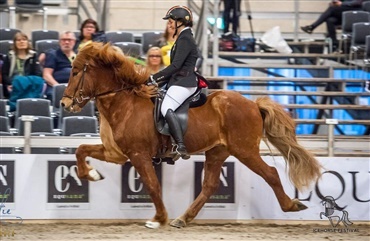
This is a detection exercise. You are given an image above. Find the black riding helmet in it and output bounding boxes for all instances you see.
[163,5,193,27]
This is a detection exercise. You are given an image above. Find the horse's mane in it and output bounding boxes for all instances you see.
[74,42,157,98]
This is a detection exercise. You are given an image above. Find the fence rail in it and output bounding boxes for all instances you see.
[1,117,369,157]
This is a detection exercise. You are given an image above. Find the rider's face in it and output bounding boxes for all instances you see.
[167,19,176,32]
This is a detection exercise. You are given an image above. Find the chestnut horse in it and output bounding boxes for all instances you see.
[61,42,321,229]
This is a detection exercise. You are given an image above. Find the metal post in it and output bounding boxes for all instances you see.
[213,0,220,77]
[9,6,15,28]
[42,7,47,30]
[21,115,34,154]
[326,119,338,157]
[294,0,299,42]
[201,0,209,76]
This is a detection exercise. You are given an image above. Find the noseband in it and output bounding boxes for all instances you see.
[63,62,127,107]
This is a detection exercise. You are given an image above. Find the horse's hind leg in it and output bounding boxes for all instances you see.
[171,146,229,228]
[237,152,307,212]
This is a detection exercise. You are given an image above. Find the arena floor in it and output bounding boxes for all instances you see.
[3,220,369,240]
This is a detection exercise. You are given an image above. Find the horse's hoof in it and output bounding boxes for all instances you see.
[170,218,186,228]
[88,169,104,181]
[145,221,160,229]
[293,199,308,211]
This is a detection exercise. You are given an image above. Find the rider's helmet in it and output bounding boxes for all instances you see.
[163,5,193,27]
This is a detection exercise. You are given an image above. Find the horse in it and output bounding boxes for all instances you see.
[320,196,353,227]
[61,42,322,229]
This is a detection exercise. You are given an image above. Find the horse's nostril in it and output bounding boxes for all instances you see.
[60,102,65,107]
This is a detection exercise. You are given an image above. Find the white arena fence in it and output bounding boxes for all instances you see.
[0,154,368,221]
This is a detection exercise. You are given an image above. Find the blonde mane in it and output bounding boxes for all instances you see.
[74,42,157,98]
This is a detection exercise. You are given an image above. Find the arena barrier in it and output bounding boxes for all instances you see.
[0,155,368,221]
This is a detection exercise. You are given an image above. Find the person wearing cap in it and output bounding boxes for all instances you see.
[148,5,198,160]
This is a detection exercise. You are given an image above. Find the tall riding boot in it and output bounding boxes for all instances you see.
[165,109,190,160]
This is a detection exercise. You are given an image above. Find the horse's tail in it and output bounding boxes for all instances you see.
[255,97,322,191]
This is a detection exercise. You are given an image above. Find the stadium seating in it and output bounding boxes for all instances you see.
[106,31,134,43]
[141,31,162,54]
[58,100,95,129]
[114,42,143,58]
[35,39,59,55]
[62,116,98,136]
[51,84,67,112]
[0,99,7,117]
[349,22,370,62]
[0,28,20,41]
[31,29,59,49]
[17,115,54,136]
[338,11,370,55]
[0,40,12,55]
[14,98,51,130]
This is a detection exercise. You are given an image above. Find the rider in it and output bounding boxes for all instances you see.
[148,5,198,160]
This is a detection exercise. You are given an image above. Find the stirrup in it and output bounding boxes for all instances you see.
[171,144,190,160]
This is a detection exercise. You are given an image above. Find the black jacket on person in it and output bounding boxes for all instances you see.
[1,50,42,98]
[152,28,198,88]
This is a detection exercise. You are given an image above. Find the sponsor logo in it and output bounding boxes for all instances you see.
[121,162,162,205]
[48,161,88,203]
[194,161,235,204]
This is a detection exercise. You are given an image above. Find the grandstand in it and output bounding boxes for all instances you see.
[0,0,369,156]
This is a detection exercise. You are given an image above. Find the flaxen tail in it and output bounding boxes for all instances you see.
[256,97,321,191]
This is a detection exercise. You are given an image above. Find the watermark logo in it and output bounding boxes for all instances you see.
[320,196,353,228]
[313,195,359,233]
[0,188,23,237]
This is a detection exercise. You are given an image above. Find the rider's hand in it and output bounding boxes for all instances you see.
[146,75,157,86]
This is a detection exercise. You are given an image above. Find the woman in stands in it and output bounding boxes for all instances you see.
[146,47,165,74]
[148,5,198,159]
[75,18,107,51]
[1,32,44,111]
[157,25,176,67]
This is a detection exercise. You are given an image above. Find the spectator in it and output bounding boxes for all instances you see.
[158,26,176,66]
[146,47,164,74]
[1,32,44,111]
[301,0,364,52]
[75,18,107,51]
[43,31,76,100]
[222,0,241,35]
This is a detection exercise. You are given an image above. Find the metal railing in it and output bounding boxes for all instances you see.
[1,115,368,157]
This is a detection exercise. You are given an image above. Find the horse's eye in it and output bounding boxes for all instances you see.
[72,72,78,77]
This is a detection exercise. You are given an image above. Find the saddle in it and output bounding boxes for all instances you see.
[152,72,209,164]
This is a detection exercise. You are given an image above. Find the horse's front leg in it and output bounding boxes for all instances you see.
[75,144,127,181]
[129,152,168,229]
[171,146,229,228]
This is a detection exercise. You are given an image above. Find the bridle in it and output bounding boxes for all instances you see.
[63,62,128,107]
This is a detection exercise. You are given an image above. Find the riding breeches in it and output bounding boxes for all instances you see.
[161,85,197,117]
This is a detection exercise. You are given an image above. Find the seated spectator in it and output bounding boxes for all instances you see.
[1,32,44,111]
[146,47,164,74]
[301,0,364,52]
[157,26,176,67]
[43,31,76,100]
[75,19,107,51]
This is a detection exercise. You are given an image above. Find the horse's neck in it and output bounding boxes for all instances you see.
[96,92,132,114]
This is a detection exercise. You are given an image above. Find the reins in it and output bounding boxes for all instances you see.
[63,62,129,106]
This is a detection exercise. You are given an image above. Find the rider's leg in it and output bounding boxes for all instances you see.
[165,109,190,159]
[161,86,197,159]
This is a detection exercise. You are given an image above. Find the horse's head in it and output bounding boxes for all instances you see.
[61,42,154,113]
